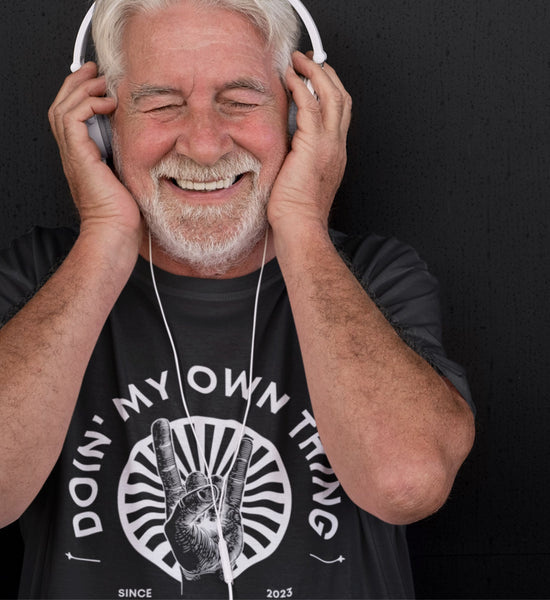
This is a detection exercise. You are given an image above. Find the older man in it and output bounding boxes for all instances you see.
[0,0,474,597]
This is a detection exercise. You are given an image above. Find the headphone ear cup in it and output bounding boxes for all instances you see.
[86,114,113,161]
[288,101,298,136]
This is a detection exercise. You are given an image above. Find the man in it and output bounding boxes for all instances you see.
[0,0,475,597]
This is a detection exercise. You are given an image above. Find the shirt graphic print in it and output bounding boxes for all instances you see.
[119,416,292,582]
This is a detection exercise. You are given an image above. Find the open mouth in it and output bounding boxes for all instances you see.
[170,173,245,192]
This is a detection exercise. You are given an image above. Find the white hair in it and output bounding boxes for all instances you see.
[92,0,301,95]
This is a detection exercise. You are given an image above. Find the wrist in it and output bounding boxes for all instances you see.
[271,212,330,243]
[76,222,141,280]
[271,216,335,268]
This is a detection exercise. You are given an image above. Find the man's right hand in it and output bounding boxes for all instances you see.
[48,62,142,253]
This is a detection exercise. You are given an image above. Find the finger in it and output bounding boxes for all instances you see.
[49,64,116,157]
[177,485,215,523]
[50,79,114,146]
[225,435,253,508]
[286,64,323,133]
[152,419,185,514]
[289,52,352,135]
[50,64,101,128]
[51,62,99,108]
[186,471,209,493]
[313,62,353,134]
[207,474,224,519]
[56,101,116,165]
[52,78,112,125]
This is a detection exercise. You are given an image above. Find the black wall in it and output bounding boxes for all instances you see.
[1,1,550,598]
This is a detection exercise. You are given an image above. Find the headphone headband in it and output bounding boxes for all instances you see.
[71,0,327,73]
[71,4,94,74]
[285,0,327,65]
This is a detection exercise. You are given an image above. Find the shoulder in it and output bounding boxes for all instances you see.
[330,229,438,306]
[1,226,78,259]
[0,226,78,324]
[331,230,474,412]
[0,226,78,276]
[331,228,443,360]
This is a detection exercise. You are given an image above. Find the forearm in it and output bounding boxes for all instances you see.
[274,221,474,524]
[0,230,137,526]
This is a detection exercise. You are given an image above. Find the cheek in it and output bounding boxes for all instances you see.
[124,129,170,168]
[113,111,171,171]
[262,142,289,187]
[249,120,289,181]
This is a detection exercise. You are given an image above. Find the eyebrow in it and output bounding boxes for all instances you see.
[221,78,268,95]
[128,78,271,107]
[129,85,181,105]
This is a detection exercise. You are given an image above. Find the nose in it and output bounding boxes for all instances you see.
[174,107,234,166]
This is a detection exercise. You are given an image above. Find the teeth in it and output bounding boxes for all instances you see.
[175,176,237,191]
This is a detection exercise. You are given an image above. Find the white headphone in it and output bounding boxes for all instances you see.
[71,0,327,160]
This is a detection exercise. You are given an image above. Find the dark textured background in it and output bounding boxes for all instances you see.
[1,1,550,598]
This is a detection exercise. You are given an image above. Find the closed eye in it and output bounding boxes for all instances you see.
[130,85,184,114]
[147,104,180,112]
[226,101,257,109]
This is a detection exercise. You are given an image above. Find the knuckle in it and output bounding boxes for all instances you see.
[60,111,73,130]
[63,71,75,86]
[326,87,344,111]
[50,105,65,127]
[344,91,353,110]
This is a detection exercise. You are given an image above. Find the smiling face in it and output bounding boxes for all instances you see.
[111,1,290,277]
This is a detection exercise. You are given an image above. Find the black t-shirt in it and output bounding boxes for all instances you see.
[0,228,473,599]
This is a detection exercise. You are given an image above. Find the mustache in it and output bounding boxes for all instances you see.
[151,152,261,182]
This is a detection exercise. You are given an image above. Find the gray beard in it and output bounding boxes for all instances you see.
[115,151,271,275]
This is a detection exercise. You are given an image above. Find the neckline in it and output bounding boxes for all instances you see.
[131,254,283,299]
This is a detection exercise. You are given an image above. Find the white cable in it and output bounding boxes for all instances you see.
[148,233,211,476]
[219,231,269,511]
[148,229,269,597]
[147,233,230,592]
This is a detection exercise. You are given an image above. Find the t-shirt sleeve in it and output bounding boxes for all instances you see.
[0,227,77,326]
[332,230,474,413]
